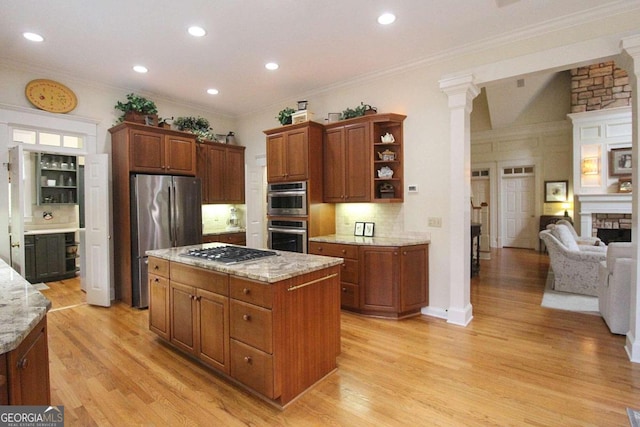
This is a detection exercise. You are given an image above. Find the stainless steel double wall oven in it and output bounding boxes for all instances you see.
[267,181,308,253]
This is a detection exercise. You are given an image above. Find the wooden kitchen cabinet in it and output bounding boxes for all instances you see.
[168,262,230,373]
[323,122,371,202]
[264,121,324,183]
[197,141,245,204]
[148,257,170,340]
[324,113,405,203]
[6,316,50,405]
[309,241,428,318]
[110,122,198,305]
[308,242,360,309]
[111,124,196,175]
[203,232,246,246]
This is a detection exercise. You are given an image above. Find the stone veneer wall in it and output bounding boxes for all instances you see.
[571,61,632,113]
[591,213,632,236]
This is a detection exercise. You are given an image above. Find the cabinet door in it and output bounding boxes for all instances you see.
[266,134,286,182]
[149,274,170,340]
[197,288,230,373]
[129,129,165,172]
[323,127,345,202]
[8,318,50,405]
[225,147,245,203]
[344,123,371,202]
[170,282,197,354]
[205,145,226,203]
[165,134,196,175]
[196,144,210,203]
[360,246,398,312]
[24,236,36,283]
[284,128,309,181]
[0,353,7,405]
[34,234,64,281]
[400,245,429,312]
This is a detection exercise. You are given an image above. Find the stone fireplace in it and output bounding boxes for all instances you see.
[576,193,632,241]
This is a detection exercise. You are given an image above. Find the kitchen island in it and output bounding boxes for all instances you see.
[145,244,343,408]
[0,258,51,405]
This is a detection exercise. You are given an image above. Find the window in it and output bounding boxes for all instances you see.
[12,128,84,149]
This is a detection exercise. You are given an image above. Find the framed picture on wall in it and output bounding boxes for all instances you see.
[609,148,632,177]
[544,180,568,203]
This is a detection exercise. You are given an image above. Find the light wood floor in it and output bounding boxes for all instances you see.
[40,249,640,426]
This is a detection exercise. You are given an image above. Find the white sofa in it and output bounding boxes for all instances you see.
[539,225,607,296]
[598,242,633,335]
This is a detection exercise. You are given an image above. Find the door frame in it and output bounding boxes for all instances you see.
[471,161,497,249]
[496,157,542,248]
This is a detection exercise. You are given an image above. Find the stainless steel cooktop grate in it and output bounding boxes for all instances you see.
[181,246,278,264]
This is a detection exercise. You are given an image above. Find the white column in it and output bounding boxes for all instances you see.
[620,35,640,363]
[439,75,480,326]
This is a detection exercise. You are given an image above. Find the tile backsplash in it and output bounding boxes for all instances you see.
[335,203,427,238]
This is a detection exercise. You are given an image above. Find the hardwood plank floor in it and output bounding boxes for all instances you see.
[41,249,640,426]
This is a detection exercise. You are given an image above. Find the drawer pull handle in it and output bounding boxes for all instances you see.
[243,314,251,321]
[342,287,347,292]
[243,288,251,295]
[153,265,159,270]
[18,358,29,370]
[244,356,252,364]
[288,273,338,291]
[154,278,159,283]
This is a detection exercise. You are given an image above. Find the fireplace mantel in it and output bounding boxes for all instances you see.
[577,193,632,237]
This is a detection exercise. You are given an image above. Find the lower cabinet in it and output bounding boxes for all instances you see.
[148,256,340,406]
[4,317,50,405]
[24,232,78,283]
[202,232,246,246]
[309,242,429,318]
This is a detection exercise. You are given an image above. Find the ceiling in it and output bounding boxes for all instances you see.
[0,0,635,118]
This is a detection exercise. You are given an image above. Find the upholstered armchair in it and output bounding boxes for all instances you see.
[598,242,633,335]
[539,226,607,296]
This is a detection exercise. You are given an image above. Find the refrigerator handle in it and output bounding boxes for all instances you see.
[168,183,173,244]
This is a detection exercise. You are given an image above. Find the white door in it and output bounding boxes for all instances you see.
[9,145,25,273]
[502,175,536,249]
[84,154,111,306]
[246,163,266,248]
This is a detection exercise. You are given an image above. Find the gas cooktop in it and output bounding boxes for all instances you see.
[181,246,278,264]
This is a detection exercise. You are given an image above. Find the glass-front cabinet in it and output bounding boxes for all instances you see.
[36,153,79,205]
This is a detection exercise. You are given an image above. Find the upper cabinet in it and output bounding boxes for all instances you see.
[264,121,324,184]
[110,123,197,176]
[196,141,245,204]
[324,113,405,203]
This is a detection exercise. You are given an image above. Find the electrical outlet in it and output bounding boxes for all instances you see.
[428,217,442,227]
[408,185,418,193]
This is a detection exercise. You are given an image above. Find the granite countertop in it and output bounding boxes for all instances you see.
[309,234,431,246]
[147,243,343,283]
[0,259,51,354]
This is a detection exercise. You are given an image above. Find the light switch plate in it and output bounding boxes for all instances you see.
[428,217,442,227]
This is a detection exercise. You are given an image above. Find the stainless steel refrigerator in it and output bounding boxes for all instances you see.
[131,174,202,308]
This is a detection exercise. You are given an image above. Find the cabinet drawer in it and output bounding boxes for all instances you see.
[170,262,228,296]
[230,339,274,399]
[230,300,273,353]
[341,258,359,284]
[148,257,169,278]
[340,283,360,309]
[309,242,358,259]
[229,277,272,308]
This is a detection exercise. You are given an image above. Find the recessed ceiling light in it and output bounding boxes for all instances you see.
[133,65,148,73]
[207,88,219,95]
[265,62,279,71]
[377,13,396,25]
[23,32,44,42]
[188,26,206,37]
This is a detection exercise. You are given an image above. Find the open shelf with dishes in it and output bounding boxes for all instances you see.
[36,153,79,205]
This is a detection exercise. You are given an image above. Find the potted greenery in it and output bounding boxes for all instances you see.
[174,116,214,142]
[341,103,367,120]
[114,93,158,124]
[277,107,296,125]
